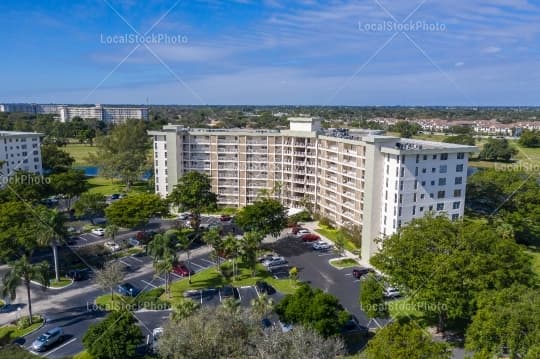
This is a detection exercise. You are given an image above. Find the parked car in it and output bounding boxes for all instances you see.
[257,252,280,263]
[312,241,332,250]
[31,327,64,352]
[279,321,293,333]
[266,259,288,269]
[262,256,286,267]
[255,281,275,295]
[127,237,140,247]
[151,327,163,353]
[104,241,121,252]
[110,193,121,200]
[352,267,374,279]
[301,233,320,242]
[220,214,232,222]
[67,269,88,281]
[291,225,305,235]
[91,228,105,236]
[384,287,401,299]
[172,263,192,277]
[117,283,140,297]
[296,228,310,236]
[221,285,237,299]
[178,213,190,220]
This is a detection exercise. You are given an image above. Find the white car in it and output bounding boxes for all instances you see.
[384,287,401,299]
[312,241,332,251]
[104,241,121,252]
[151,327,164,353]
[262,256,286,267]
[91,228,105,236]
[296,229,310,236]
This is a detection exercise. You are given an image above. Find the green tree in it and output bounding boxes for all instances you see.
[171,298,200,322]
[82,310,142,359]
[0,170,50,203]
[250,293,274,319]
[518,129,540,148]
[235,197,287,237]
[275,284,349,337]
[0,201,40,260]
[74,193,107,222]
[334,232,346,256]
[41,144,75,173]
[147,234,177,295]
[105,193,168,229]
[392,121,422,138]
[1,256,49,324]
[360,273,389,319]
[49,169,88,209]
[203,228,225,272]
[88,120,149,190]
[443,134,476,146]
[478,138,518,162]
[222,234,240,279]
[365,321,451,359]
[168,171,217,230]
[36,207,67,282]
[466,285,540,359]
[176,232,194,284]
[370,215,535,331]
[105,224,119,243]
[94,261,124,303]
[239,231,264,276]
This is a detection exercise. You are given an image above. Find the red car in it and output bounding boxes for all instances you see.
[291,225,305,235]
[172,263,192,277]
[301,233,320,242]
[220,214,232,222]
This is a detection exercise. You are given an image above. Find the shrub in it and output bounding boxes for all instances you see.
[16,316,40,330]
[135,288,170,310]
[319,217,334,229]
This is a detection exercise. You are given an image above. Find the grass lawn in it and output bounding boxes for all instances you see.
[315,225,360,254]
[165,261,297,305]
[388,298,431,328]
[49,277,72,288]
[62,143,98,166]
[72,351,93,359]
[0,345,41,358]
[0,316,44,341]
[86,176,150,196]
[329,258,358,269]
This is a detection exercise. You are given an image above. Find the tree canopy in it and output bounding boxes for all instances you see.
[370,215,535,331]
[41,144,75,174]
[518,129,540,148]
[105,193,168,228]
[478,138,517,162]
[234,197,287,237]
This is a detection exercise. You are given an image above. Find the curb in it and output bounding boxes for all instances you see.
[31,278,74,290]
[20,314,46,338]
[328,256,359,270]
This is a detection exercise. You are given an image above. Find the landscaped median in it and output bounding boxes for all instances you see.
[314,224,361,255]
[0,315,44,345]
[329,258,358,269]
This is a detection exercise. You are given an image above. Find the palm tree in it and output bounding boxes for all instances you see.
[222,234,240,280]
[221,297,240,315]
[203,228,224,272]
[37,208,66,282]
[239,231,263,276]
[105,224,120,244]
[147,234,177,297]
[1,256,49,324]
[95,261,124,303]
[177,233,194,284]
[250,293,274,319]
[171,298,199,321]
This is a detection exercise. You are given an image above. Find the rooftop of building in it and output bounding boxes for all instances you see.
[0,131,43,137]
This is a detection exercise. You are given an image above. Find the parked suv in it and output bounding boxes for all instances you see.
[262,256,286,267]
[31,327,64,352]
[117,283,140,297]
[301,233,320,242]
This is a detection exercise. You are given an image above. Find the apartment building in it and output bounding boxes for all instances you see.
[150,118,477,259]
[0,103,149,123]
[0,131,43,182]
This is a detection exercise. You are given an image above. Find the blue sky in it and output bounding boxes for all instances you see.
[1,0,539,105]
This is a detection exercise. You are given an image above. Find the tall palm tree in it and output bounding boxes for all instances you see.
[147,234,177,297]
[250,293,274,319]
[37,207,66,282]
[177,233,194,284]
[1,256,49,324]
[171,298,199,322]
[239,231,263,276]
[203,228,224,272]
[222,234,240,279]
[105,224,120,243]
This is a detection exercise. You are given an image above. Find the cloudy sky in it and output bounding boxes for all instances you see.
[1,0,539,105]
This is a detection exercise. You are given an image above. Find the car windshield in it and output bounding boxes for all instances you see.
[37,334,50,342]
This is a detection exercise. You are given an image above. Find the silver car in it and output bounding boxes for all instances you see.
[32,327,63,352]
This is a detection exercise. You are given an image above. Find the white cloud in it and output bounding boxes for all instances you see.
[455,62,465,67]
[482,46,502,54]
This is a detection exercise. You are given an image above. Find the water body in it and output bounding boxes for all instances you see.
[74,166,152,180]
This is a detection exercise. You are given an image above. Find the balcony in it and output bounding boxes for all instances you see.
[219,181,238,187]
[247,156,268,162]
[218,156,238,162]
[217,146,238,153]
[218,165,238,170]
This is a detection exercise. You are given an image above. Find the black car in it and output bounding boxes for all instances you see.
[67,269,88,281]
[255,281,275,295]
[352,267,374,279]
[117,283,140,297]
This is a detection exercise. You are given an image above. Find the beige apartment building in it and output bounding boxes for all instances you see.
[150,118,477,259]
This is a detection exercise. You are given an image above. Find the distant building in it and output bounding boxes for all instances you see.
[150,117,478,260]
[0,131,43,183]
[0,103,149,123]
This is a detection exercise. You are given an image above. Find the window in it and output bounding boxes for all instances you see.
[415,167,419,176]
[433,154,437,160]
[416,154,419,163]
[438,178,446,186]
[441,153,448,160]
[420,206,424,212]
[452,214,459,220]
[399,194,403,204]
[420,194,425,199]
[437,190,445,198]
[429,205,433,211]
[422,168,427,174]
[440,165,447,174]
[414,180,418,189]
[413,193,417,202]
[453,202,460,209]
[432,167,436,173]
[456,164,464,172]
[455,177,463,185]
[421,181,426,186]
[423,155,427,160]
[412,206,416,215]
[437,203,444,211]
[400,181,404,190]
[457,152,465,160]
[430,193,434,198]
[430,180,435,186]
[400,167,404,177]
[398,207,402,216]
[454,189,462,197]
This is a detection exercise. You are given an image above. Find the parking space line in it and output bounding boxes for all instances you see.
[237,288,242,301]
[199,258,214,265]
[119,259,132,266]
[170,272,183,279]
[189,262,206,270]
[43,337,77,357]
[254,285,260,297]
[141,280,157,288]
[218,290,222,302]
[344,273,353,276]
[130,256,144,263]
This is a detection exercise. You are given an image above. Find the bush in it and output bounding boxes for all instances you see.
[135,288,170,310]
[288,210,312,226]
[319,217,334,229]
[16,316,40,330]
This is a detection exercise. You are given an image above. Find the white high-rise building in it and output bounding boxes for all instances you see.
[149,118,478,259]
[0,131,43,184]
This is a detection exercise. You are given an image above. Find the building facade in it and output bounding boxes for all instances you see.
[0,131,43,183]
[149,118,477,259]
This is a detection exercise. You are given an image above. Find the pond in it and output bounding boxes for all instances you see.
[74,166,152,180]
